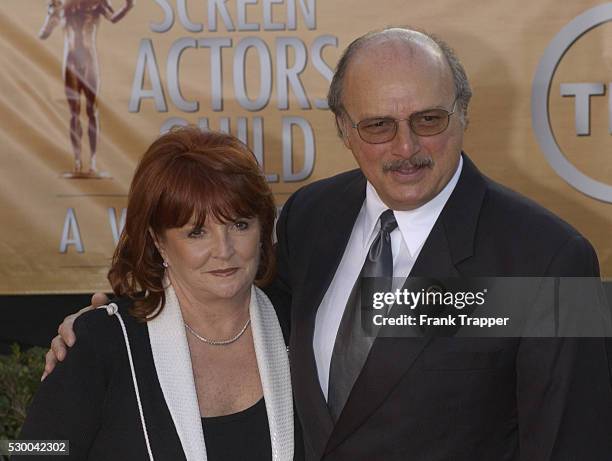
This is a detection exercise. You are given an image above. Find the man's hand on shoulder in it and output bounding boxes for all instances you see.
[41,292,110,381]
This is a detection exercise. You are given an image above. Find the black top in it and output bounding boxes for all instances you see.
[201,398,272,461]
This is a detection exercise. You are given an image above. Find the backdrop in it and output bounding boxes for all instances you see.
[1,0,611,294]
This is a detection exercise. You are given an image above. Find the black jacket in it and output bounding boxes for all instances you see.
[19,291,304,461]
[266,153,612,461]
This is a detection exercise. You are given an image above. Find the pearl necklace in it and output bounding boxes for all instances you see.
[184,317,251,346]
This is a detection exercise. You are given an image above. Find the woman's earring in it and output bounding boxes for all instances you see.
[162,261,169,268]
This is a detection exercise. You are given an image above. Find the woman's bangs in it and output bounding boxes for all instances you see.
[155,161,260,231]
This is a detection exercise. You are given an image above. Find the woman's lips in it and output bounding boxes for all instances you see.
[209,267,239,276]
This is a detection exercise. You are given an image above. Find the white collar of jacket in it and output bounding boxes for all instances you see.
[147,283,294,461]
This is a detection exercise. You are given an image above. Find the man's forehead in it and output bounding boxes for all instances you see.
[341,43,454,117]
[352,35,445,71]
[345,40,451,92]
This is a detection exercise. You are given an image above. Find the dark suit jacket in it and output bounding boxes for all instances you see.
[266,154,612,461]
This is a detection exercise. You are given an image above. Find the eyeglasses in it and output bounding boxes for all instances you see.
[345,98,458,144]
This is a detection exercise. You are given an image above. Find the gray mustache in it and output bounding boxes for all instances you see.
[382,155,435,172]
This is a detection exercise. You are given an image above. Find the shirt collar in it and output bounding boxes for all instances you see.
[363,155,463,256]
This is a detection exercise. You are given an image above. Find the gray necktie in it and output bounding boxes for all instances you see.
[328,209,397,421]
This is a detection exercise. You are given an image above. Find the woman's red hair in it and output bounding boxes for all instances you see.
[107,126,276,321]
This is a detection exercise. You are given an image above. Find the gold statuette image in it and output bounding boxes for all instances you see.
[39,0,134,178]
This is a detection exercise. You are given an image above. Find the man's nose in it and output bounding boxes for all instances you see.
[392,121,421,157]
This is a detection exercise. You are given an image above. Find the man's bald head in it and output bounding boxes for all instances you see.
[327,27,472,136]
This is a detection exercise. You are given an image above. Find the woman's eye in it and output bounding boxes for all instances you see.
[188,227,204,238]
[233,220,249,231]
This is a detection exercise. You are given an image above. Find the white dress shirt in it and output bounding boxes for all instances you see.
[313,156,463,399]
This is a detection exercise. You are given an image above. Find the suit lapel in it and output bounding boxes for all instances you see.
[291,172,366,459]
[324,154,488,454]
[148,285,209,461]
[294,172,368,321]
[250,286,295,461]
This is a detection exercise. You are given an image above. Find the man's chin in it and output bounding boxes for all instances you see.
[381,189,430,211]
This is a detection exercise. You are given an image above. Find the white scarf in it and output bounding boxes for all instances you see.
[147,284,294,461]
